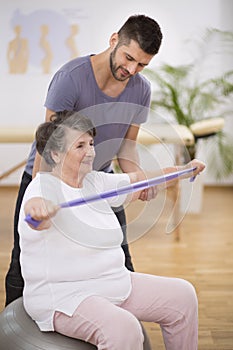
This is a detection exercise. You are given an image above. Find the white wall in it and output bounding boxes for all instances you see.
[0,0,232,185]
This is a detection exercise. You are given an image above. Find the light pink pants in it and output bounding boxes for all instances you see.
[54,272,198,350]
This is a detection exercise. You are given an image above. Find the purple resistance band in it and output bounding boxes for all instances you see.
[25,167,197,228]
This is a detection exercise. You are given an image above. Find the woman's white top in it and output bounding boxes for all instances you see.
[19,171,131,331]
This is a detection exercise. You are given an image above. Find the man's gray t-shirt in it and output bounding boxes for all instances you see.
[25,55,151,174]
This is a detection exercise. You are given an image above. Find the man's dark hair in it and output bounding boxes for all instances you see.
[117,14,162,55]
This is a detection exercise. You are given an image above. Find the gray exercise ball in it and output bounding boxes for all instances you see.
[0,297,152,350]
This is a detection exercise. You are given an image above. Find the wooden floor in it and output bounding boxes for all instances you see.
[0,185,233,349]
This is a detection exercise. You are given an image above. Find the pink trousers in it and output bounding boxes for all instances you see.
[54,272,198,350]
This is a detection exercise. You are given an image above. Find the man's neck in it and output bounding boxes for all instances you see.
[90,51,129,98]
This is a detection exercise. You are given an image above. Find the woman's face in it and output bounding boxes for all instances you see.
[59,129,95,183]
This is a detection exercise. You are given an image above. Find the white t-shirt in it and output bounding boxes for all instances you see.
[19,171,131,331]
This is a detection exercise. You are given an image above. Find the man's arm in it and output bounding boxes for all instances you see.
[117,124,156,201]
[117,124,141,173]
[32,109,55,178]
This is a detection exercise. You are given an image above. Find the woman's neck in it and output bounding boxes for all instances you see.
[51,168,84,188]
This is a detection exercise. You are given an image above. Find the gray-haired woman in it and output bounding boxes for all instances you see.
[19,111,205,350]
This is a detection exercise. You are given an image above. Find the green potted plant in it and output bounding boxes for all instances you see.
[143,28,233,180]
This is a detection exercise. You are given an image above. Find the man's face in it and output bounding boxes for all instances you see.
[110,39,154,82]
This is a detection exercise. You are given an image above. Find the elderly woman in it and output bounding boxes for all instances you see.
[19,111,205,350]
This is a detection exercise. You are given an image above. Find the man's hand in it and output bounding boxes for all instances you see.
[139,187,158,201]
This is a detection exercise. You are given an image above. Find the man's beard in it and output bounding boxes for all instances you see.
[110,49,131,82]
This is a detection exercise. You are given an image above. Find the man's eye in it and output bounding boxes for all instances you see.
[126,55,133,61]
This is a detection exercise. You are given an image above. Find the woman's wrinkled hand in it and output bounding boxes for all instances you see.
[184,159,206,181]
[24,197,59,230]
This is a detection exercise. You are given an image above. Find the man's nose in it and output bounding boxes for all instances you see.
[127,62,138,75]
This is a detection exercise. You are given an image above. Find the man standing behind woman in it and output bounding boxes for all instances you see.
[6,14,163,304]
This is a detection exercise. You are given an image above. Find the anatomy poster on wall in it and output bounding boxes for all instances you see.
[0,1,93,128]
[2,5,91,75]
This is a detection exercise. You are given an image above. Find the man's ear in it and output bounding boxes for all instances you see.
[109,33,119,49]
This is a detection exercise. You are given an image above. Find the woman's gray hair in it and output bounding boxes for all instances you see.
[36,111,96,167]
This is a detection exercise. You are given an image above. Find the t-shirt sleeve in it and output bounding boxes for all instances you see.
[44,71,78,111]
[92,172,131,207]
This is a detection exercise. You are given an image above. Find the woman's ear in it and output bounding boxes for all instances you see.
[51,150,61,165]
[109,33,119,49]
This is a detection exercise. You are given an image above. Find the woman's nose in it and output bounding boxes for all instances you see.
[87,146,95,157]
